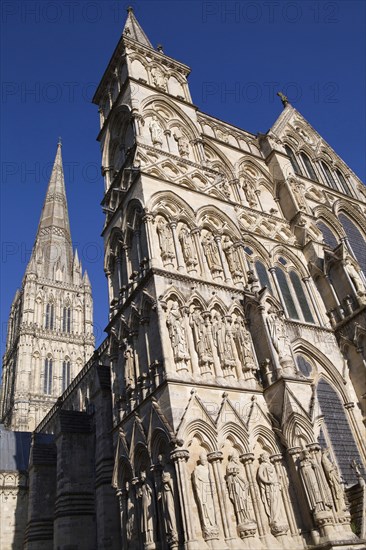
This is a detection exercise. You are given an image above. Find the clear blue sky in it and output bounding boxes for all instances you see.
[1,0,365,360]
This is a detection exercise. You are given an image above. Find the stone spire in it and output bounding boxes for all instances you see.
[30,141,73,283]
[122,6,153,48]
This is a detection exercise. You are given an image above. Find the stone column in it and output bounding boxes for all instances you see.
[170,449,199,549]
[142,211,156,269]
[207,451,235,544]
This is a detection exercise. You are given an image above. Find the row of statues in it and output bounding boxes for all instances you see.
[121,445,348,547]
[166,301,257,378]
[193,450,289,541]
[156,217,245,281]
[149,116,190,157]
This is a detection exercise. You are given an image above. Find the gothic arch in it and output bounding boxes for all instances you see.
[312,206,344,237]
[184,420,217,452]
[148,190,195,226]
[196,205,241,238]
[241,236,271,266]
[291,339,349,402]
[219,423,249,455]
[203,141,235,179]
[161,286,187,308]
[335,201,366,234]
[237,157,271,181]
[141,95,200,142]
[249,426,280,454]
[283,413,315,448]
[271,245,310,278]
[150,428,171,463]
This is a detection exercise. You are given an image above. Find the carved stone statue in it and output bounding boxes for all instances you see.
[321,449,347,512]
[233,318,256,370]
[211,312,236,376]
[293,182,307,211]
[137,471,156,548]
[149,116,163,146]
[124,345,135,388]
[189,307,213,375]
[159,467,179,546]
[156,218,175,264]
[126,481,138,548]
[266,306,296,376]
[226,451,255,530]
[202,233,222,271]
[277,91,289,107]
[192,452,219,540]
[241,177,257,207]
[151,67,166,90]
[345,257,365,295]
[298,449,332,515]
[166,301,189,370]
[257,452,288,535]
[178,227,197,268]
[173,132,189,156]
[222,236,243,275]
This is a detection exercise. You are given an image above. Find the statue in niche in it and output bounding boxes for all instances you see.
[173,132,189,156]
[202,233,222,271]
[266,306,297,376]
[232,317,256,370]
[344,256,365,295]
[241,177,257,207]
[293,182,307,211]
[124,345,135,388]
[166,301,189,369]
[178,227,197,268]
[126,481,138,547]
[226,451,255,530]
[257,452,288,535]
[151,67,166,90]
[189,307,213,374]
[192,452,219,540]
[222,236,243,275]
[137,471,156,548]
[157,218,175,263]
[211,312,236,373]
[157,459,179,547]
[321,449,347,512]
[298,449,332,515]
[149,116,163,146]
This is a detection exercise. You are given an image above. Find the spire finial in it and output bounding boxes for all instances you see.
[58,136,62,147]
[127,6,134,13]
[277,92,289,109]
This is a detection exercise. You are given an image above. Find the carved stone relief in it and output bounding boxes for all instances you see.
[256,452,288,535]
[156,217,175,267]
[226,451,257,538]
[192,452,219,541]
[189,306,214,376]
[149,116,164,146]
[166,300,189,372]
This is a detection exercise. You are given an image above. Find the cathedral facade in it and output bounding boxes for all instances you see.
[1,7,366,550]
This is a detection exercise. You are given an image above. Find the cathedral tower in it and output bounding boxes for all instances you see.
[91,9,366,549]
[0,142,95,431]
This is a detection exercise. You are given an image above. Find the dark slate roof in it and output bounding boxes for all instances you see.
[0,424,32,471]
